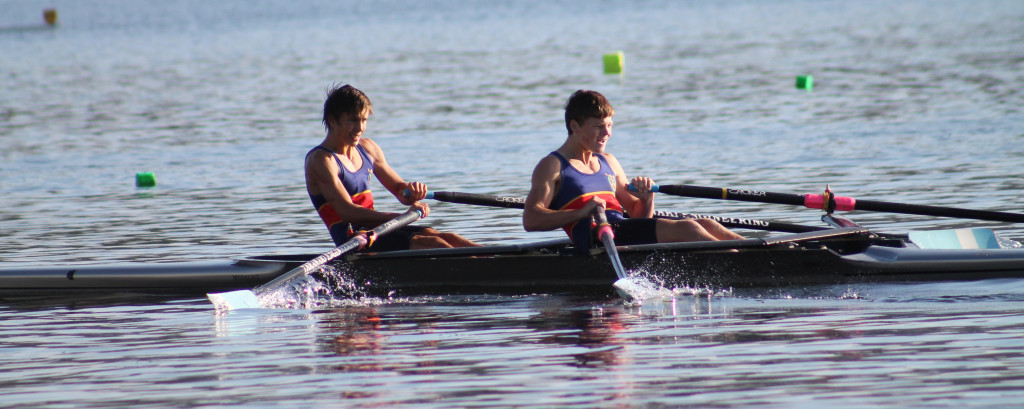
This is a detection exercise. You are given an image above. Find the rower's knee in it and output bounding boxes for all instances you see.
[421,227,441,235]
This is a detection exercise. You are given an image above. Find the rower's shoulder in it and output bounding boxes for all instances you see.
[305,146,333,164]
[357,138,385,158]
[357,137,380,149]
[597,152,624,168]
[530,154,564,184]
[533,153,562,170]
[597,151,619,161]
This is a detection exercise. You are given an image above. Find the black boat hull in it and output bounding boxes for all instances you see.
[2,228,1023,296]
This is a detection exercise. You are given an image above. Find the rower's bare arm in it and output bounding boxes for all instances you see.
[523,156,596,231]
[605,153,654,218]
[361,138,424,205]
[307,150,397,226]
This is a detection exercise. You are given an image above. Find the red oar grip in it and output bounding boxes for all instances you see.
[804,194,856,211]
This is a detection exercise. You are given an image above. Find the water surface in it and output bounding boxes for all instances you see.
[2,0,1023,407]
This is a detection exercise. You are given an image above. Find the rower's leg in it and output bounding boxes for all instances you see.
[409,234,453,249]
[435,232,482,247]
[654,219,719,243]
[415,227,481,248]
[694,218,745,240]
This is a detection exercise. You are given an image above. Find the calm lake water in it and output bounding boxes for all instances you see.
[2,0,1023,407]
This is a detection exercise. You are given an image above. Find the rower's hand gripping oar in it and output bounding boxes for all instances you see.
[644,184,1024,223]
[591,206,640,299]
[207,209,423,310]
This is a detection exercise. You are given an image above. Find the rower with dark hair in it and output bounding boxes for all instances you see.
[522,90,743,250]
[305,84,479,250]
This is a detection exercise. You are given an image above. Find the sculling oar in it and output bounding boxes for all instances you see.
[207,209,423,310]
[423,191,822,232]
[647,184,1024,223]
[425,191,526,208]
[591,206,639,299]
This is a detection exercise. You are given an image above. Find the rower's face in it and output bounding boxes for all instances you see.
[573,116,613,153]
[332,111,369,144]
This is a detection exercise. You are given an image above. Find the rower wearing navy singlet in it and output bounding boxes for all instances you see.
[547,151,625,249]
[307,145,375,245]
[524,89,745,249]
[305,84,480,251]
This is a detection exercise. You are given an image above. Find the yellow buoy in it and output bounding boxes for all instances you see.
[43,9,58,26]
[603,51,624,75]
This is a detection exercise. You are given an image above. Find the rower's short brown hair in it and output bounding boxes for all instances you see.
[323,84,373,131]
[564,90,614,135]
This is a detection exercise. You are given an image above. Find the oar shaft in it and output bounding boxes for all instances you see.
[427,191,526,208]
[255,209,422,294]
[592,207,628,280]
[852,199,1024,223]
[654,184,806,206]
[653,184,1024,223]
[427,190,821,232]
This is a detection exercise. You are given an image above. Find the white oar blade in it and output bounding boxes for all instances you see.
[208,290,261,311]
[612,278,640,300]
[613,276,676,301]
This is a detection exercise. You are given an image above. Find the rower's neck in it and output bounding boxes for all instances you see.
[557,143,595,166]
[319,138,357,157]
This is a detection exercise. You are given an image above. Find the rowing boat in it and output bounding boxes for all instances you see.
[4,219,1022,297]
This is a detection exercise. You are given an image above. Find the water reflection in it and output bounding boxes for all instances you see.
[317,307,386,372]
[527,307,627,368]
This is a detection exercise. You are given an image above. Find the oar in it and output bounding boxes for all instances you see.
[591,206,638,299]
[426,191,526,208]
[648,184,1024,223]
[424,191,822,232]
[207,209,423,310]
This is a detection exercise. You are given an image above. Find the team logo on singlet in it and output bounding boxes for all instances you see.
[606,173,616,191]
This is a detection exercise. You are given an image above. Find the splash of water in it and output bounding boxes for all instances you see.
[996,233,1023,249]
[615,267,734,305]
[256,265,408,309]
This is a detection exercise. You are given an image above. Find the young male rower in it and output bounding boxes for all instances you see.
[523,89,743,250]
[305,84,479,250]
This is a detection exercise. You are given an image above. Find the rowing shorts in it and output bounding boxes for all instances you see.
[361,225,427,252]
[609,218,659,246]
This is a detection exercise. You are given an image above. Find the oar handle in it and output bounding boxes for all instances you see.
[628,183,660,193]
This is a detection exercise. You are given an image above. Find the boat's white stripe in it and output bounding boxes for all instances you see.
[956,229,981,249]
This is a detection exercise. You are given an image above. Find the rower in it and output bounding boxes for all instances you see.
[305,84,480,250]
[522,90,744,251]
